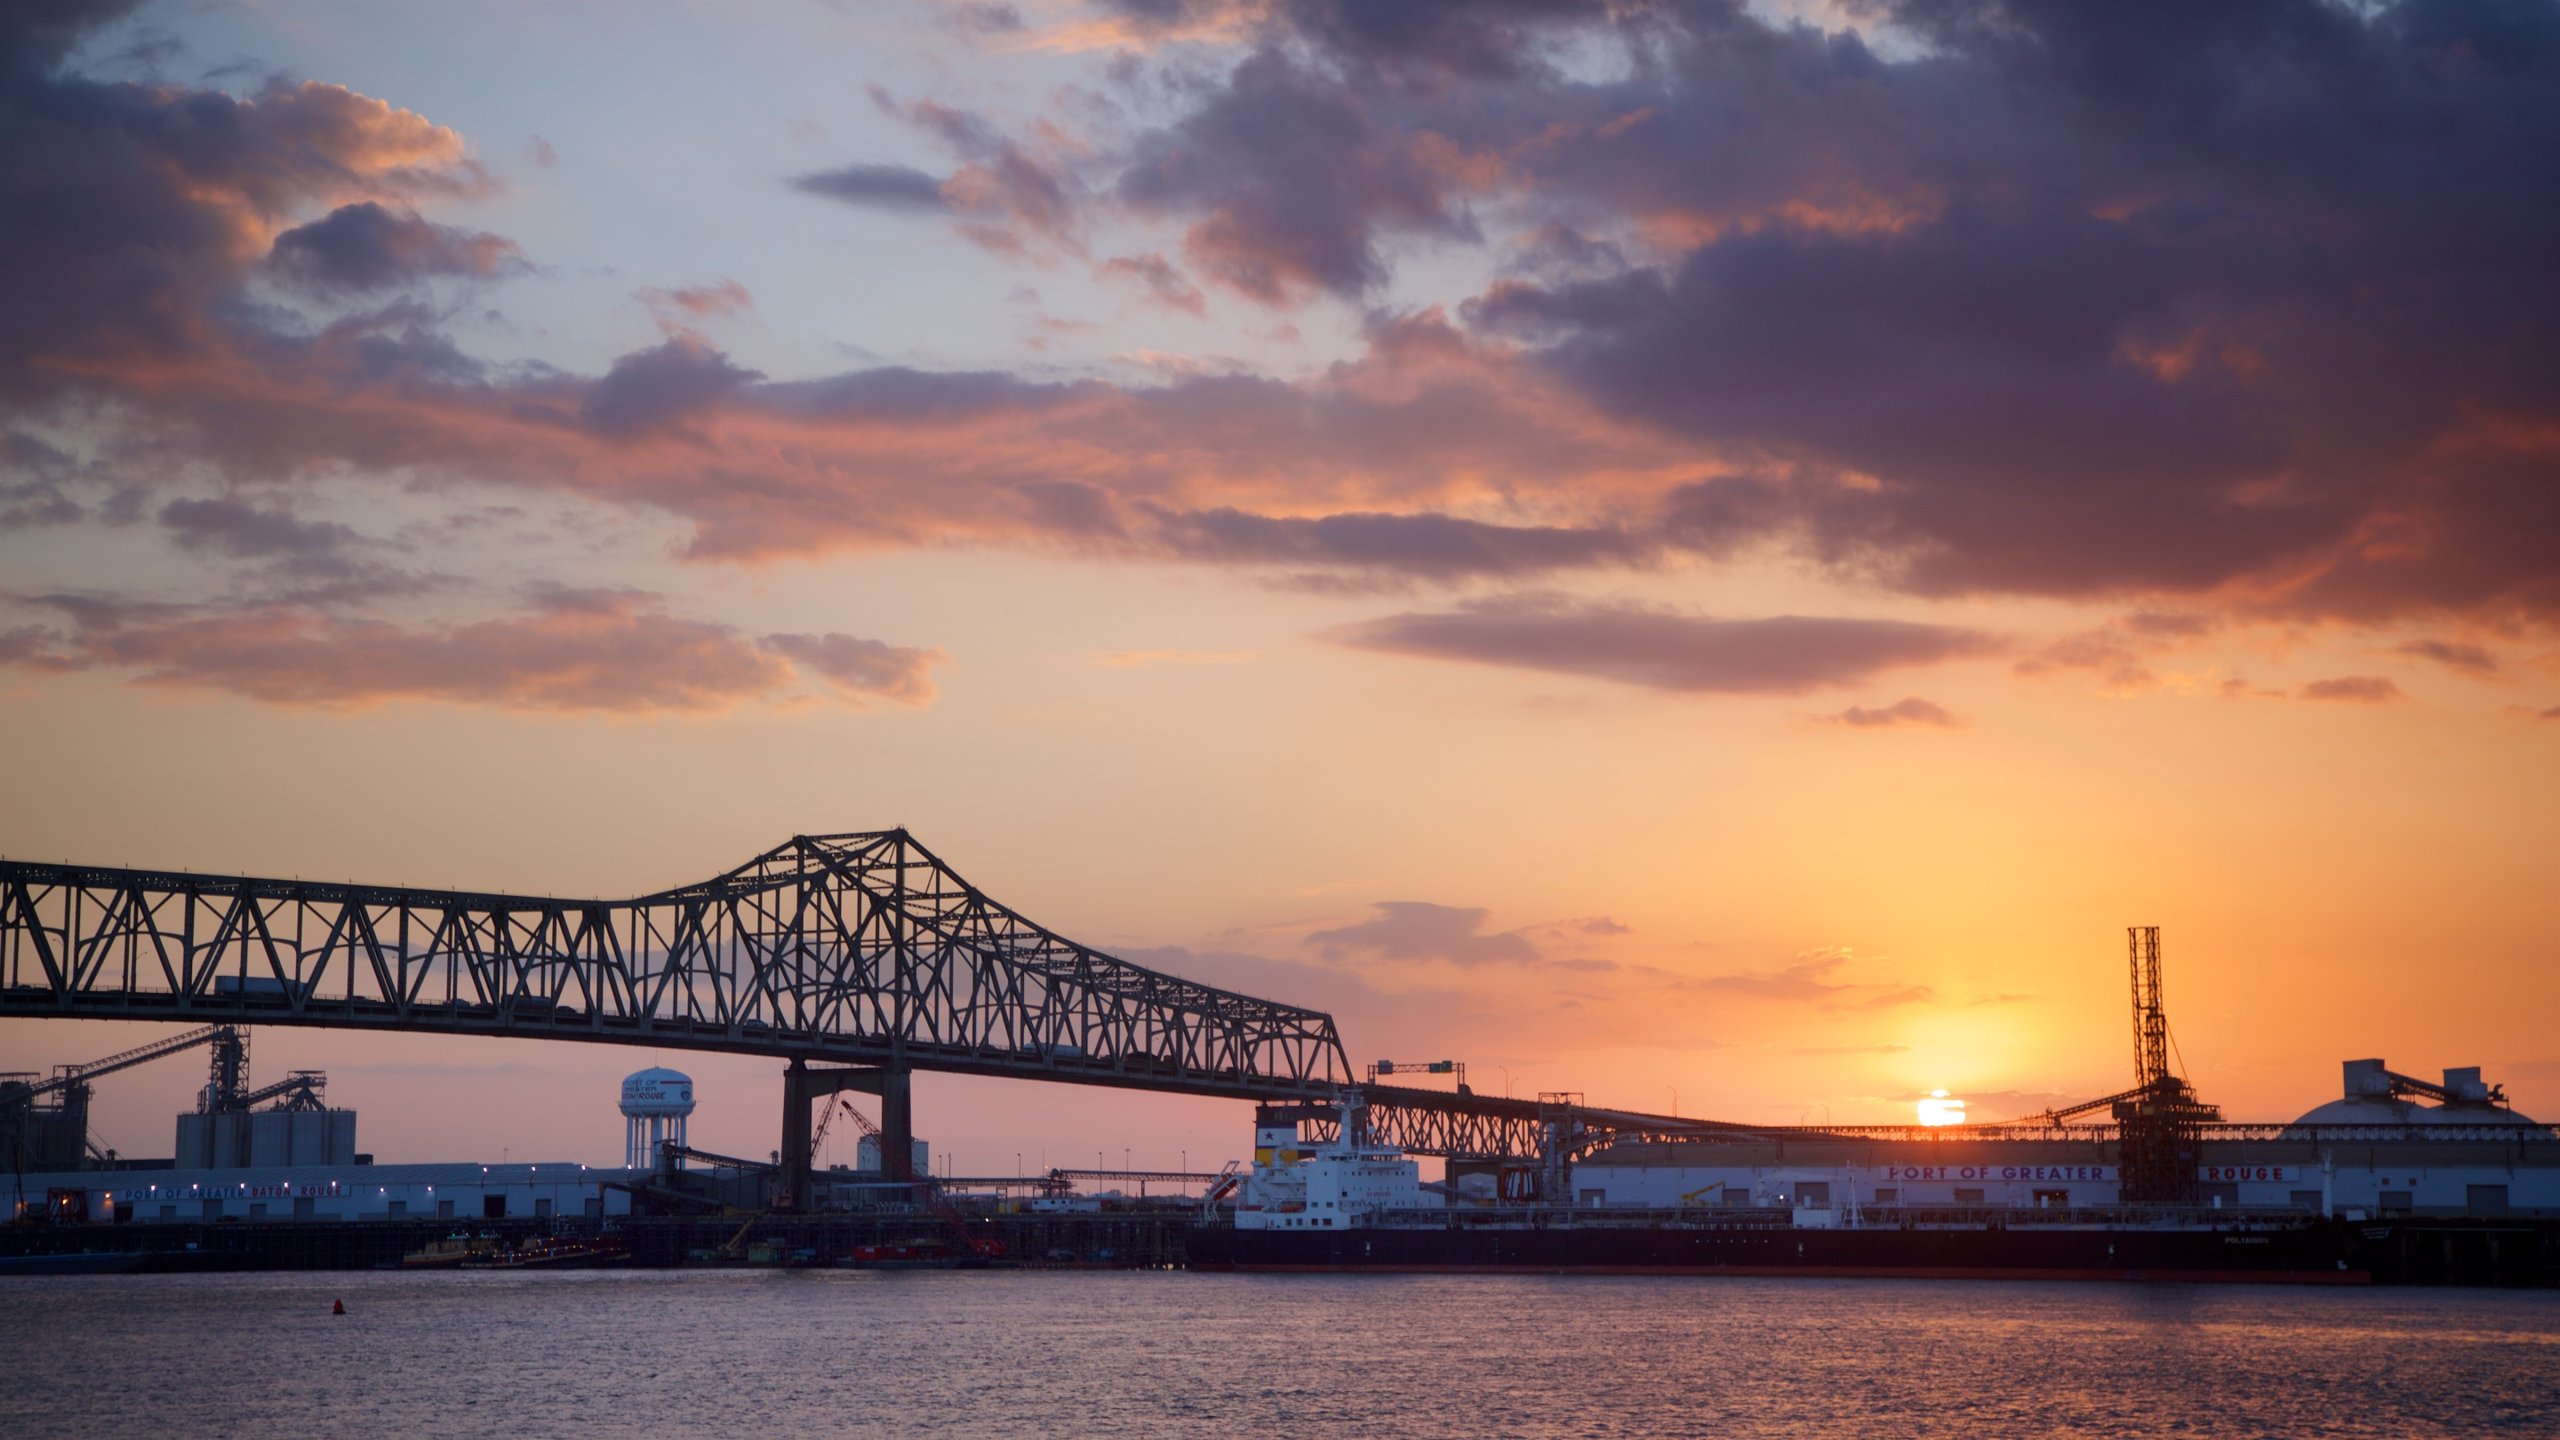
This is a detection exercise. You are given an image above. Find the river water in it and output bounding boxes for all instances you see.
[4,1270,2555,1436]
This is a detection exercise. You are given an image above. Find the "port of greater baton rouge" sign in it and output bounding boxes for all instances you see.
[1881,1164,2303,1184]
[1884,1165,2115,1182]
[2199,1165,2301,1183]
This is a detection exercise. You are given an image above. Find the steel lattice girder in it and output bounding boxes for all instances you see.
[1281,1087,1587,1161]
[1276,1089,1841,1162]
[0,831,1349,1100]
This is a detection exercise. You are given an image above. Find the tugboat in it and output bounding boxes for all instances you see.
[400,1232,498,1267]
[453,1233,631,1268]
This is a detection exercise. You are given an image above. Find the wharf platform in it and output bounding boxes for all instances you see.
[0,1209,1198,1272]
[1,1213,2552,1283]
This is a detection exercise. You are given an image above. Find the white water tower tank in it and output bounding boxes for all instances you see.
[620,1067,696,1168]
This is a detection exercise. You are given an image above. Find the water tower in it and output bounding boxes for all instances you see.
[619,1067,695,1168]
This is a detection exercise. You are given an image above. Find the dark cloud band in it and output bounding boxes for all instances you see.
[1333,597,1995,694]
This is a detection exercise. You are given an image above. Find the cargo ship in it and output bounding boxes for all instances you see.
[1188,1098,2376,1282]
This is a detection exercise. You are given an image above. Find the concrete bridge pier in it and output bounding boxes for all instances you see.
[779,1059,914,1211]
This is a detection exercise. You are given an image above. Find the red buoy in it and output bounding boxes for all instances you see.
[332,1299,345,1315]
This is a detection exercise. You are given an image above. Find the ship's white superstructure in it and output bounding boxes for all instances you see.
[1235,1095,1422,1230]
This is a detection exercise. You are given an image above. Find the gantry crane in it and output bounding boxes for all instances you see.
[3,1026,239,1169]
[2115,926,2219,1203]
[2012,928,2218,1203]
[2,1025,326,1170]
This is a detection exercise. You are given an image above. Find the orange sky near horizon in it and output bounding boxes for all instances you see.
[1,1,2555,1173]
[4,548,2551,1169]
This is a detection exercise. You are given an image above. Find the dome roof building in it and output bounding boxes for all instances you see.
[2286,1059,2537,1132]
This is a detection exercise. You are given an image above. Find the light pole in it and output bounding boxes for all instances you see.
[1499,1065,1512,1098]
[1668,1087,1679,1117]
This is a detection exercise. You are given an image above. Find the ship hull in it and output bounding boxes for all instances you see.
[1189,1219,2371,1283]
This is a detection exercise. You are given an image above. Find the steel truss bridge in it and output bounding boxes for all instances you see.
[0,831,1748,1185]
[5,830,1740,1188]
[40,833,2514,1194]
[2,831,1382,1206]
[0,832,1350,1100]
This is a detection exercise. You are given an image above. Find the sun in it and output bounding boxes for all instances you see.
[1916,1089,1967,1126]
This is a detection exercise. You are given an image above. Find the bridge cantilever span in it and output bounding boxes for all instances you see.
[0,831,1350,1102]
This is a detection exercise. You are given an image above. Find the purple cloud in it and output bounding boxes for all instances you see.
[1097,253,1207,316]
[2397,639,2498,676]
[578,338,763,438]
[1156,509,1644,582]
[3,0,2555,631]
[2299,675,2405,704]
[762,631,945,707]
[1115,50,1479,303]
[159,497,359,559]
[1834,696,1959,729]
[1081,0,2560,619]
[266,202,521,293]
[3,587,943,714]
[1306,901,1537,966]
[1334,596,1994,694]
[792,162,949,212]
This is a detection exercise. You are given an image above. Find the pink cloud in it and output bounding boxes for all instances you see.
[1334,596,1994,695]
[9,589,942,714]
[1833,696,1959,729]
[1693,948,1933,1011]
[6,0,2557,636]
[1306,901,1538,967]
[2298,675,2405,704]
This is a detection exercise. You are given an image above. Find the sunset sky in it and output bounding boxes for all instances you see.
[2,0,2553,1176]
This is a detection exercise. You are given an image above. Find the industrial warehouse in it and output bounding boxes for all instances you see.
[1568,1060,2555,1218]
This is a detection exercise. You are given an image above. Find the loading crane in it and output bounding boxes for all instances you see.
[810,1093,879,1160]
[3,1026,243,1171]
[6,1025,243,1107]
[2116,926,2217,1203]
[2360,1063,2507,1108]
[2,1026,331,1171]
[2008,928,2218,1203]
[239,1071,329,1112]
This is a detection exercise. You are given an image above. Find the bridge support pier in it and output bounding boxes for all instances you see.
[779,1059,914,1211]
[879,1067,915,1198]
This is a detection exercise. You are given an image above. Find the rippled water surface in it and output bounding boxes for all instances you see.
[5,1271,2556,1437]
